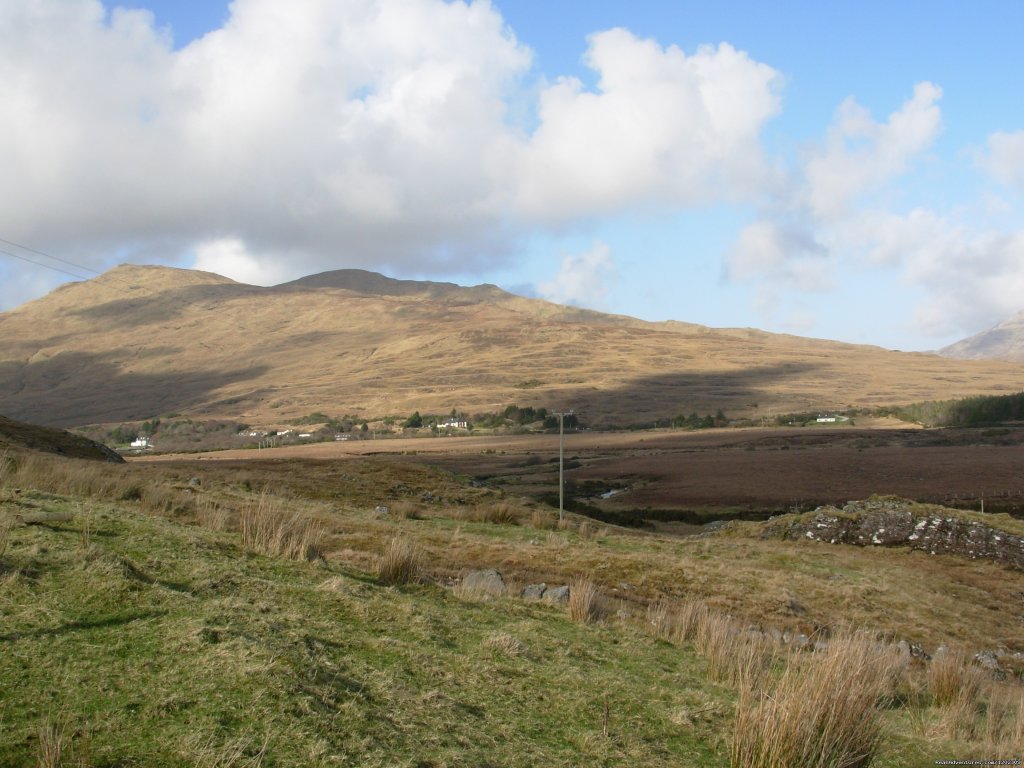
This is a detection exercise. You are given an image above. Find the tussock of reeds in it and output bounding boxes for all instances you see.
[731,631,899,768]
[36,714,67,768]
[693,612,775,688]
[473,502,519,525]
[196,497,235,532]
[389,500,422,520]
[0,514,11,560]
[239,492,324,561]
[530,508,557,530]
[484,631,526,657]
[377,536,421,586]
[568,575,602,624]
[0,449,15,486]
[927,648,985,707]
[645,596,715,645]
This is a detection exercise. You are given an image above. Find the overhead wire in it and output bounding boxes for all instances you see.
[0,237,151,292]
[0,246,93,281]
[0,236,103,277]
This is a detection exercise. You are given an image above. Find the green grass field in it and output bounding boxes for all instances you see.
[1,448,1022,766]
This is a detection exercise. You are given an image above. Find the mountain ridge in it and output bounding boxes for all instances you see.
[941,310,1024,363]
[2,264,1023,428]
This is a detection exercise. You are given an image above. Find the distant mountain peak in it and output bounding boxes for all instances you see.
[941,310,1024,362]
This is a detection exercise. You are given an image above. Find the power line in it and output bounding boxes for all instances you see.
[0,237,145,293]
[0,236,103,277]
[0,246,92,281]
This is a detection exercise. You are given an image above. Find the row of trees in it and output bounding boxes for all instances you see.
[881,392,1024,427]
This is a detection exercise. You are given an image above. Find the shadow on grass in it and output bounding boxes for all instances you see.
[0,608,167,642]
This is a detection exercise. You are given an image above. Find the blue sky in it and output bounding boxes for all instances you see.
[2,1,1023,351]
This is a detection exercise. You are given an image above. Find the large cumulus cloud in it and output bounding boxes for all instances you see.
[0,0,781,289]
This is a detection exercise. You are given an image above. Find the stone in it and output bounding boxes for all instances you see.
[461,569,505,597]
[975,650,1000,671]
[545,585,570,604]
[896,639,911,659]
[521,583,547,600]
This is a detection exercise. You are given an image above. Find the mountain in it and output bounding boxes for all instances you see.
[1,264,1023,428]
[940,310,1024,362]
[0,413,124,462]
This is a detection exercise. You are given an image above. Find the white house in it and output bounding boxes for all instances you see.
[130,436,150,448]
[439,419,468,429]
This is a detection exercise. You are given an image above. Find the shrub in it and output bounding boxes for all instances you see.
[240,492,324,561]
[377,537,421,586]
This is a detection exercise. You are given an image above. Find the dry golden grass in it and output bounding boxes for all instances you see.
[927,649,986,707]
[196,496,234,532]
[389,500,422,520]
[36,715,67,768]
[461,502,520,525]
[483,631,526,658]
[0,448,14,486]
[692,612,776,688]
[731,631,900,768]
[377,536,422,586]
[191,734,267,768]
[0,513,11,560]
[239,491,324,561]
[568,575,602,624]
[530,508,557,530]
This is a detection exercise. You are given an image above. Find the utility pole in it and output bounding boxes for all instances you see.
[553,410,573,523]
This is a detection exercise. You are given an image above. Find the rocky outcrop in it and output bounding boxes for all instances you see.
[777,498,1024,570]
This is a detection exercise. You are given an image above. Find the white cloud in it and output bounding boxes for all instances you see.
[537,241,615,307]
[191,238,293,286]
[851,210,1024,338]
[978,130,1024,192]
[727,220,829,290]
[0,0,783,308]
[517,30,781,218]
[801,82,942,219]
[721,82,1019,344]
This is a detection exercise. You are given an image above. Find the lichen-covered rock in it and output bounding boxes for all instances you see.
[545,585,570,604]
[461,569,506,597]
[521,583,547,600]
[780,499,1024,570]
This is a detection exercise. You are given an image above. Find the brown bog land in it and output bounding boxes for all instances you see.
[142,423,1024,524]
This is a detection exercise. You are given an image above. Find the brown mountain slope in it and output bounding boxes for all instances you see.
[1,264,1023,428]
[0,414,124,462]
[941,310,1024,362]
